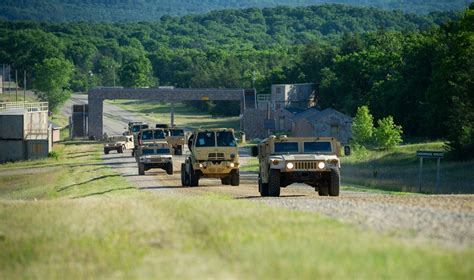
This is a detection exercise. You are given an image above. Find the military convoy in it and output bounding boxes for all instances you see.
[181,128,240,187]
[113,121,350,196]
[251,135,349,197]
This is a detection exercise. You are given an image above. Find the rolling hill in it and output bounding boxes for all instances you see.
[0,0,471,22]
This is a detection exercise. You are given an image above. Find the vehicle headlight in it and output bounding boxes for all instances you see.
[199,163,203,168]
[318,162,325,169]
[272,160,280,165]
[229,162,235,168]
[286,162,294,169]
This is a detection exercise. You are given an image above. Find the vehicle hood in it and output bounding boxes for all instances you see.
[270,154,338,161]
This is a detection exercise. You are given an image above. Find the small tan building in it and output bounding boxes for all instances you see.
[291,108,352,144]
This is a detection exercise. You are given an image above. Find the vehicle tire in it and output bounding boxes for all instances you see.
[166,162,173,175]
[329,169,340,196]
[230,170,240,186]
[118,146,123,154]
[131,149,135,157]
[318,173,330,196]
[221,176,231,185]
[268,169,281,197]
[177,146,183,155]
[104,149,109,155]
[138,163,145,175]
[181,163,189,186]
[189,167,199,187]
[259,177,269,197]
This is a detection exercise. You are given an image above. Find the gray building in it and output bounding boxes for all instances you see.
[291,108,353,144]
[0,102,51,163]
[271,83,316,110]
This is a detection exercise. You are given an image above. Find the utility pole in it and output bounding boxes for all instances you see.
[23,70,26,102]
[15,70,18,102]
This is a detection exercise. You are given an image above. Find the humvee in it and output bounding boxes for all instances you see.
[135,128,168,161]
[103,135,134,154]
[167,128,186,155]
[181,128,239,186]
[251,136,350,197]
[137,141,173,175]
[130,122,149,156]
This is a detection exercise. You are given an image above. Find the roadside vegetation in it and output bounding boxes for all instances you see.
[342,142,474,194]
[1,141,472,279]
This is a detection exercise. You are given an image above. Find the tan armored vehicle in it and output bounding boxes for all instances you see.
[181,128,239,186]
[103,135,134,154]
[251,136,350,197]
[130,122,149,156]
[135,128,168,161]
[137,142,173,175]
[167,128,186,155]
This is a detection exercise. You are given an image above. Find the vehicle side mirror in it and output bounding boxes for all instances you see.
[344,146,351,156]
[251,146,259,157]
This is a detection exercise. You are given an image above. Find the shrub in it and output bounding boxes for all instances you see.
[351,105,374,147]
[374,116,403,150]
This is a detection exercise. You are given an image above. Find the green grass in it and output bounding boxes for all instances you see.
[342,142,474,193]
[0,142,473,279]
[109,100,240,131]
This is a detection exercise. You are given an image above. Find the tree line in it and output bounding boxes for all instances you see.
[0,4,472,158]
[0,0,470,22]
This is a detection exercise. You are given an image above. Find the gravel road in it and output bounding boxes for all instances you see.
[68,95,474,248]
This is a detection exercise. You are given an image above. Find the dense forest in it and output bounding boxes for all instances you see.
[0,0,471,21]
[0,4,472,157]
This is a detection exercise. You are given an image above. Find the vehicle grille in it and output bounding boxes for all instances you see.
[208,153,225,160]
[294,161,317,170]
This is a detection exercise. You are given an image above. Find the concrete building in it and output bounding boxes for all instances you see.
[0,102,51,163]
[0,75,3,93]
[271,83,316,110]
[291,108,352,144]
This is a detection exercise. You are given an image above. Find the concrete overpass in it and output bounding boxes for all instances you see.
[87,87,256,139]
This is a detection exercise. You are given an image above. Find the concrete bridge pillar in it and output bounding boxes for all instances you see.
[88,98,103,139]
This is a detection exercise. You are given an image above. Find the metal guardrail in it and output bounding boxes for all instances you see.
[0,102,49,112]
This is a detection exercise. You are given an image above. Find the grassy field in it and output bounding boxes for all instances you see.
[1,141,473,279]
[342,142,474,194]
[109,100,240,131]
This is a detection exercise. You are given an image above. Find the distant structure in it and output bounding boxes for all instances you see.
[0,102,52,162]
[71,104,88,138]
[243,83,352,143]
[0,75,3,94]
[291,108,352,144]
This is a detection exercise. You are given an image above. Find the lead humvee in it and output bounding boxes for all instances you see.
[251,136,350,197]
[181,128,239,187]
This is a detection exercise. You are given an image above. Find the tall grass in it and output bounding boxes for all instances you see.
[342,142,474,193]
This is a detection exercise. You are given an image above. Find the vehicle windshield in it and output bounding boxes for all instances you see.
[274,142,299,153]
[132,124,148,133]
[196,132,216,147]
[141,130,166,140]
[142,148,170,155]
[304,142,332,153]
[216,131,236,147]
[170,129,185,137]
